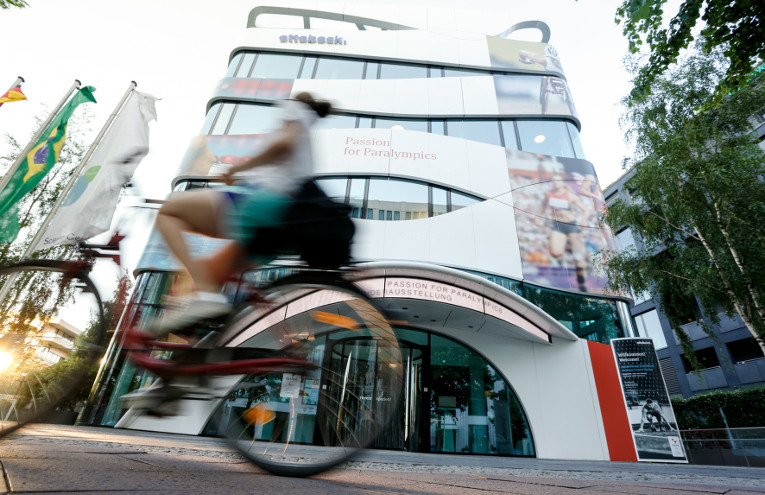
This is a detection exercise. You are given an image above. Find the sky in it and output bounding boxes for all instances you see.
[0,0,636,284]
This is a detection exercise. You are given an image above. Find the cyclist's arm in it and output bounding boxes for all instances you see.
[222,121,301,184]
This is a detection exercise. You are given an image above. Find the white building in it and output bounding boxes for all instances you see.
[91,4,646,462]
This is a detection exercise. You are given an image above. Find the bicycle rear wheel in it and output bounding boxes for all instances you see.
[214,272,402,477]
[0,260,107,436]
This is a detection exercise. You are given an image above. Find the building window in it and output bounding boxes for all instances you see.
[680,346,721,372]
[250,53,303,79]
[726,338,765,363]
[205,101,580,154]
[446,120,502,146]
[432,188,448,217]
[312,113,358,131]
[634,310,667,349]
[313,57,365,79]
[234,53,256,78]
[226,103,281,135]
[314,176,483,221]
[374,117,428,133]
[379,62,428,79]
[516,120,575,158]
[367,177,429,221]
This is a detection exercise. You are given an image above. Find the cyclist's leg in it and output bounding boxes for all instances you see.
[155,188,225,292]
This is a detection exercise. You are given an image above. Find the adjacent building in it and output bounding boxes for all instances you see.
[604,171,765,398]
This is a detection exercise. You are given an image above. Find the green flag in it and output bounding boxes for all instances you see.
[0,86,96,243]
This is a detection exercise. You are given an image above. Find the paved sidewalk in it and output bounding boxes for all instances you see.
[0,424,763,494]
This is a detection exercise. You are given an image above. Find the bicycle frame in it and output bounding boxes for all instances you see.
[122,328,313,378]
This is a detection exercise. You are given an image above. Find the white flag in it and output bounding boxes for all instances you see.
[40,90,158,248]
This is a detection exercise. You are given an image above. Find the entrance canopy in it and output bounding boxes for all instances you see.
[349,262,578,345]
[226,262,578,348]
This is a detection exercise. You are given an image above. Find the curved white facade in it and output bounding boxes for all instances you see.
[96,4,646,464]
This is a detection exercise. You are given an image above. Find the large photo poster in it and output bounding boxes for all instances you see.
[508,151,615,294]
[494,74,578,118]
[612,338,688,462]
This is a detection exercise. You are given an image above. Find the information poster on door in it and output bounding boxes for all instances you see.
[611,338,687,463]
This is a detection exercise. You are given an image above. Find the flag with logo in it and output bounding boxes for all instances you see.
[0,86,26,107]
[39,90,158,248]
[0,86,96,243]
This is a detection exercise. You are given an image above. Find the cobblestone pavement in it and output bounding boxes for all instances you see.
[0,424,763,494]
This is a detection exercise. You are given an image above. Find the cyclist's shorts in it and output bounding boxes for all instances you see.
[221,185,292,265]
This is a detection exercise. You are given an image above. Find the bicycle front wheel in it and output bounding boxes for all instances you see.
[215,272,402,477]
[0,260,107,436]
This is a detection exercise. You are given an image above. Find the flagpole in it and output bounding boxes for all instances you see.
[5,76,24,94]
[0,79,81,195]
[25,81,138,256]
[0,80,85,307]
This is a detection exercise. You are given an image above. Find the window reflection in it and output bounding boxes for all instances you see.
[227,104,281,135]
[516,120,575,158]
[227,53,244,77]
[367,178,428,221]
[442,67,485,77]
[314,57,365,79]
[375,117,428,133]
[447,120,502,146]
[500,121,519,150]
[348,177,366,218]
[208,102,580,156]
[251,53,303,79]
[430,334,533,455]
[432,188,447,216]
[210,104,235,135]
[308,176,482,221]
[235,53,256,78]
[379,62,428,79]
[299,56,317,79]
[451,192,480,211]
[315,178,348,201]
[364,62,379,79]
[313,114,358,131]
[566,122,585,159]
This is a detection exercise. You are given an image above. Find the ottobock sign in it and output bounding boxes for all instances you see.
[279,34,346,45]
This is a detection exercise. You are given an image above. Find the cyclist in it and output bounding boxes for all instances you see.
[152,92,331,332]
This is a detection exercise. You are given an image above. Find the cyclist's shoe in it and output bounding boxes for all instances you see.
[149,291,231,335]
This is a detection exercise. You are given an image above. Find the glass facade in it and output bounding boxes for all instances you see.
[175,176,483,221]
[203,101,585,157]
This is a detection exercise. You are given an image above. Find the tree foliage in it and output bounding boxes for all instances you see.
[616,0,765,100]
[0,109,97,377]
[0,0,28,9]
[604,45,765,359]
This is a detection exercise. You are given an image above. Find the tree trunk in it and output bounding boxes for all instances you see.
[692,218,765,352]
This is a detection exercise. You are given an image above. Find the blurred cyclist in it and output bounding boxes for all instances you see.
[153,92,331,331]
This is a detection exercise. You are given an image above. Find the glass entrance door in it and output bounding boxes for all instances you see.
[324,338,426,452]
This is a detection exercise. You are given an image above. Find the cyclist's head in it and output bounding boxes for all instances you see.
[645,399,653,404]
[294,92,332,118]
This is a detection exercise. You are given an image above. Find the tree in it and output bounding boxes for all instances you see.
[0,108,95,373]
[0,0,28,9]
[603,45,765,360]
[616,0,765,100]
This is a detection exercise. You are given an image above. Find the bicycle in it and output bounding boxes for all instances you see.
[0,185,403,477]
[121,267,402,477]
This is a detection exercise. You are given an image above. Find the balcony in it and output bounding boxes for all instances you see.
[686,366,727,392]
[734,357,765,385]
[39,333,75,351]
